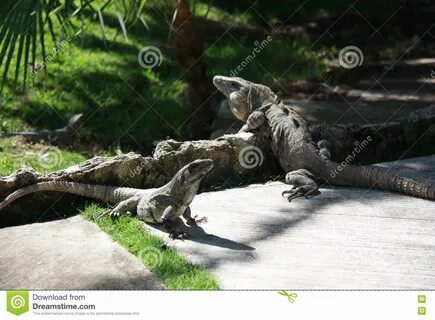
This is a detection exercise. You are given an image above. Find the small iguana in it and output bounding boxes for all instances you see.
[0,159,214,239]
[213,75,435,201]
[0,113,83,145]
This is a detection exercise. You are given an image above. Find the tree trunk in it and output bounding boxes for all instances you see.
[174,0,216,139]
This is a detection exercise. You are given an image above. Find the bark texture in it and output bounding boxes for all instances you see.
[174,0,216,139]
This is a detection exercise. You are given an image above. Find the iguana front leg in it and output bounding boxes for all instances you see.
[162,206,189,240]
[282,169,321,202]
[98,195,140,219]
[239,110,265,132]
[182,206,208,225]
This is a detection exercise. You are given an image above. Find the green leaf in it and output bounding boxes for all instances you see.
[139,14,149,31]
[49,4,64,17]
[138,0,148,17]
[116,11,128,40]
[37,1,47,74]
[1,23,20,91]
[97,9,107,48]
[23,22,32,89]
[168,7,178,41]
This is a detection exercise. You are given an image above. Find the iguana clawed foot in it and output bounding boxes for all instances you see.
[317,140,332,162]
[282,187,320,202]
[162,217,190,240]
[169,231,189,240]
[102,195,140,218]
[187,215,208,225]
[108,209,121,217]
[96,208,124,220]
[283,169,321,202]
[183,207,208,225]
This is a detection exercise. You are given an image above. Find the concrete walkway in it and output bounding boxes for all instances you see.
[0,216,163,290]
[147,156,435,289]
[1,157,433,290]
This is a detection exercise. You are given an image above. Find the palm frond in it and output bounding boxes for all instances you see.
[0,0,78,91]
[116,11,128,40]
[0,0,152,90]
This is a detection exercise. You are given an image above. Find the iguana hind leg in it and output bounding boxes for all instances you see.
[282,169,321,202]
[317,140,332,161]
[182,206,208,225]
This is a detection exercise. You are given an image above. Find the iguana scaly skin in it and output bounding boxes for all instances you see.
[0,159,214,239]
[213,75,435,201]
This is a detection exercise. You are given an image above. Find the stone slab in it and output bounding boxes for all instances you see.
[0,216,164,290]
[147,156,435,289]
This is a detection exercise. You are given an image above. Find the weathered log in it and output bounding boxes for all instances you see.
[0,129,279,227]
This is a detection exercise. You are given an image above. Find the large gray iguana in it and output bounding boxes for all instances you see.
[213,75,435,201]
[0,159,214,239]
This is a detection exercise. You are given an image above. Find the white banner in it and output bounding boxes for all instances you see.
[1,290,431,320]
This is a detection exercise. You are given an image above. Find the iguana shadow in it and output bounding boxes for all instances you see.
[146,223,254,251]
[187,225,255,251]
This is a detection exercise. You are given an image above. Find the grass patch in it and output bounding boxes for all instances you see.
[207,34,331,85]
[0,3,333,151]
[0,137,86,176]
[1,7,191,150]
[81,203,220,290]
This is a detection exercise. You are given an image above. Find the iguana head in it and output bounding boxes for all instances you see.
[167,159,213,208]
[177,159,214,184]
[213,75,277,121]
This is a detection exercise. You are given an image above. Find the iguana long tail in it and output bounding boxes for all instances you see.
[325,164,435,200]
[0,181,142,211]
